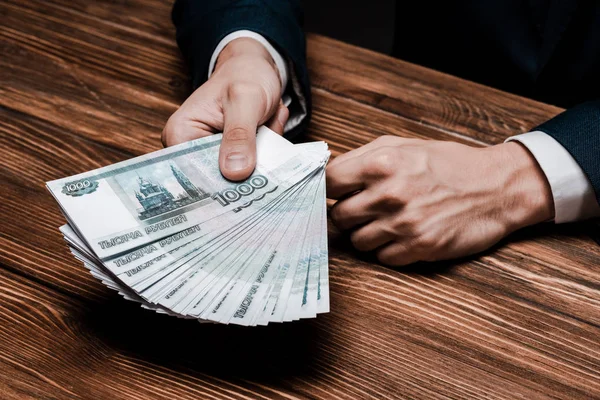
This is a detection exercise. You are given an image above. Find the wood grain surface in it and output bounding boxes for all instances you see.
[1,0,599,399]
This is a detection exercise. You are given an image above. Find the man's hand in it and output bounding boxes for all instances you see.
[327,136,554,266]
[163,38,289,181]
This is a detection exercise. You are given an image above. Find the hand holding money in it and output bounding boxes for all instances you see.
[162,37,289,181]
[47,127,330,326]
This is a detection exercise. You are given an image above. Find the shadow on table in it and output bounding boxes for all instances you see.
[328,218,598,274]
[329,228,460,275]
[79,221,596,385]
[81,295,326,382]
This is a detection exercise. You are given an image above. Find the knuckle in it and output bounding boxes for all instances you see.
[162,114,185,146]
[374,135,394,145]
[417,234,437,251]
[411,150,430,174]
[402,216,423,237]
[164,113,184,132]
[224,126,254,143]
[369,148,397,177]
[422,232,452,261]
[227,81,266,102]
[377,187,405,208]
[387,213,420,238]
[380,221,400,240]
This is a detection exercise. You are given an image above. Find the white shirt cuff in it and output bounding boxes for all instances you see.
[507,131,600,223]
[208,30,289,96]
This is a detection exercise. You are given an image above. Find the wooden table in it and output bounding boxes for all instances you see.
[2,1,599,399]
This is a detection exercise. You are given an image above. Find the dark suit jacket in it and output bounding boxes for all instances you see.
[172,0,600,206]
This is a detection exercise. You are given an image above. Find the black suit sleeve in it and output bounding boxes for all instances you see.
[171,0,311,138]
[535,101,600,205]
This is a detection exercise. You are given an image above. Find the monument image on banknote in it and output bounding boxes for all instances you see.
[47,127,331,326]
[129,162,210,220]
[114,160,211,221]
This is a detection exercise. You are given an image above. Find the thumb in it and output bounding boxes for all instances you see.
[220,87,263,181]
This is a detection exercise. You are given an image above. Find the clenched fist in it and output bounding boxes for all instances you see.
[163,37,289,181]
[327,136,554,266]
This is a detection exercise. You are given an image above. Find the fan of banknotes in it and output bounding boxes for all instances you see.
[47,127,330,326]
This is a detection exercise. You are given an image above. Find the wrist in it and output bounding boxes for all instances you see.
[489,142,555,231]
[214,37,279,77]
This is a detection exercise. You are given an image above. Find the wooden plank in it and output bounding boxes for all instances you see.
[0,107,129,301]
[0,268,308,400]
[307,34,564,145]
[0,0,182,155]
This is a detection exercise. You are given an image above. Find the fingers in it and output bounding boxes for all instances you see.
[349,221,395,252]
[328,135,418,168]
[220,84,266,181]
[376,242,422,267]
[162,114,215,147]
[327,136,419,199]
[266,100,289,135]
[329,190,378,231]
[326,155,368,199]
